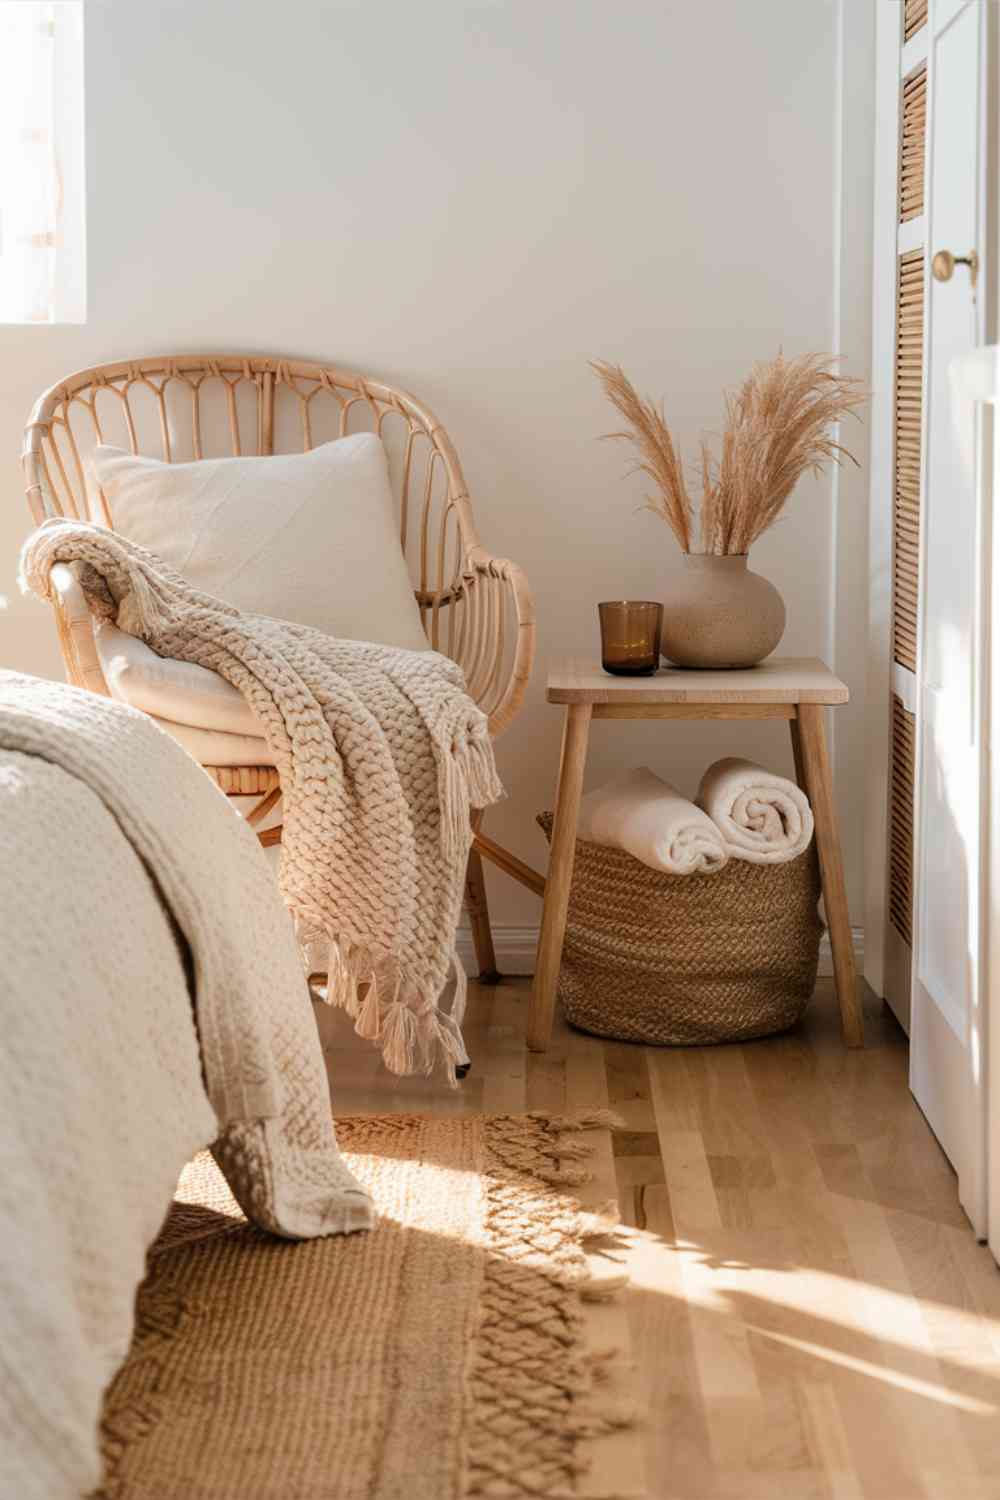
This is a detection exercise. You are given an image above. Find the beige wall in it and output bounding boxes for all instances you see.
[0,0,874,928]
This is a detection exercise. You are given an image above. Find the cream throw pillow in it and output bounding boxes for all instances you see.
[91,434,428,652]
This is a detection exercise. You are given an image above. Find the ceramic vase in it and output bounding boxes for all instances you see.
[661,553,785,669]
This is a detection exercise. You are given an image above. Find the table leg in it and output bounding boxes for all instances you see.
[797,703,864,1047]
[527,703,592,1052]
[788,716,807,789]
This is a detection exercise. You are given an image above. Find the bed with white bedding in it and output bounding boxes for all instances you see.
[0,671,371,1500]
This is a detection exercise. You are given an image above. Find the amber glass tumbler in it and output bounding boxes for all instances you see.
[598,600,663,675]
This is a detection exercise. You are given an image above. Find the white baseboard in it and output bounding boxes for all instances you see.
[457,923,865,979]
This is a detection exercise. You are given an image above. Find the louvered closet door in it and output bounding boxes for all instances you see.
[904,0,928,44]
[892,248,922,681]
[899,67,926,222]
[887,696,915,949]
[882,33,928,1033]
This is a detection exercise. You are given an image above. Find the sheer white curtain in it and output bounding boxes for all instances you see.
[0,1,85,324]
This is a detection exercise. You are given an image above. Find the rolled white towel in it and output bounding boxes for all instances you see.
[696,757,813,864]
[576,766,728,876]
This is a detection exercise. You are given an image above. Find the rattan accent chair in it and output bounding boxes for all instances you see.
[22,354,536,980]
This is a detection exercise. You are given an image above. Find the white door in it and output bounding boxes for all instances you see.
[909,0,989,1233]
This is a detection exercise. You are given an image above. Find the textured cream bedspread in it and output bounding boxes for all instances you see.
[0,672,370,1500]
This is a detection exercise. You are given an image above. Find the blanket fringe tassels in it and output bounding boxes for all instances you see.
[306,705,491,1086]
[436,720,505,869]
[276,687,497,1081]
[353,977,382,1042]
[313,934,472,1086]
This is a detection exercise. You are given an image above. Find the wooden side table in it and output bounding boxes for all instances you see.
[527,656,861,1053]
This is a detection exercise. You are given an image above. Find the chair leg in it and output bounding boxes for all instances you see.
[246,784,282,828]
[465,811,500,984]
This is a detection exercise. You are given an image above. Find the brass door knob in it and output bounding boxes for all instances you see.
[932,248,979,287]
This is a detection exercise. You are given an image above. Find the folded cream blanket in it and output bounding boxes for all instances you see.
[697,756,814,864]
[21,519,504,1082]
[577,765,728,875]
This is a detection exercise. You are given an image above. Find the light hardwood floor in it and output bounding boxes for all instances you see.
[316,980,1000,1500]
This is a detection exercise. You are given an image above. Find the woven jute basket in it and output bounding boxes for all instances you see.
[537,813,823,1045]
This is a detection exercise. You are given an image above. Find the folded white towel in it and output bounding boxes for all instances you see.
[576,766,728,876]
[697,757,813,864]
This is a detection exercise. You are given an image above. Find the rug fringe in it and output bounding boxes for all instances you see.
[469,1113,643,1498]
[577,1199,622,1242]
[531,1111,626,1196]
[537,1492,641,1500]
[569,1398,640,1439]
[539,1163,593,1187]
[580,1271,632,1302]
[529,1108,625,1133]
[550,1136,594,1161]
[583,1346,621,1383]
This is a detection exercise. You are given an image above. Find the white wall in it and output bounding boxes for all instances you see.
[0,0,874,930]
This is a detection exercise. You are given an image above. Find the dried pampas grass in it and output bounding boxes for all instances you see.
[591,359,693,553]
[593,353,865,555]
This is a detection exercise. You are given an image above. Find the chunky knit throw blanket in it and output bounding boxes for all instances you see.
[21,518,504,1082]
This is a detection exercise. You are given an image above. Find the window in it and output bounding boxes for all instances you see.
[0,1,85,323]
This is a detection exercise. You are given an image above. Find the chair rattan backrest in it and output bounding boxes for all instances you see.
[22,354,535,735]
[25,353,480,640]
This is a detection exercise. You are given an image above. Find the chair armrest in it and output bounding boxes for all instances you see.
[452,546,535,738]
[49,563,110,696]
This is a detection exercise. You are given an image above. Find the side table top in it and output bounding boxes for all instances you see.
[547,655,849,705]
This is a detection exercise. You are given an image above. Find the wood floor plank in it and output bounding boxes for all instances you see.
[648,1054,724,1235]
[321,976,1000,1500]
[560,1021,647,1499]
[604,1040,659,1132]
[629,1183,719,1498]
[479,982,528,1113]
[799,1382,865,1500]
[829,1193,979,1498]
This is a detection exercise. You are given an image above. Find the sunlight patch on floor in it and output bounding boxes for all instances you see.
[745,1325,995,1413]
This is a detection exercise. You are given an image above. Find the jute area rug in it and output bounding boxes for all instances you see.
[96,1111,630,1500]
